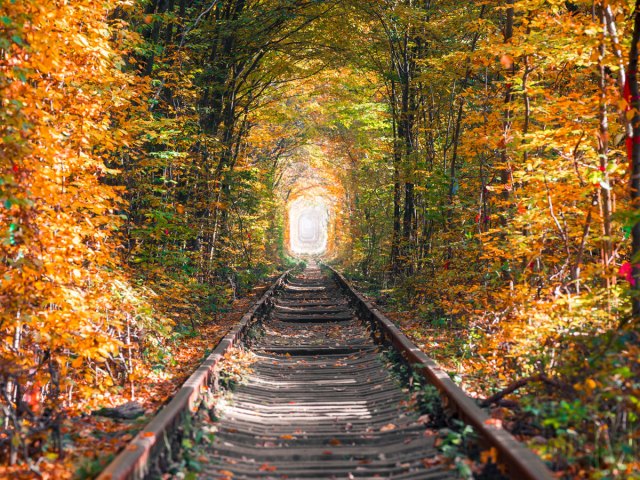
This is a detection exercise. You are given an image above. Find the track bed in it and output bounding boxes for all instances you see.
[205,264,455,479]
[98,263,552,480]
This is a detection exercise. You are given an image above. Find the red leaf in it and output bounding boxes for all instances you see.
[618,262,636,286]
[259,463,277,472]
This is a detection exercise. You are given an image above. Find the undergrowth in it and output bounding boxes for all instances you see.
[381,348,506,479]
[347,269,640,479]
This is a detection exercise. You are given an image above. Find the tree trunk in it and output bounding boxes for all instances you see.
[500,0,515,203]
[389,79,402,273]
[597,5,613,287]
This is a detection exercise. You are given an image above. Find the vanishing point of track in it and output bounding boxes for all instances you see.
[98,263,554,480]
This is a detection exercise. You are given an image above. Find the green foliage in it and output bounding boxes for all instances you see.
[75,454,115,480]
[5,0,640,477]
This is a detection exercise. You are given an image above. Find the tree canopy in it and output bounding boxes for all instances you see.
[2,0,640,477]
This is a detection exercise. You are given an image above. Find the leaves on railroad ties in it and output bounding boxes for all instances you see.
[258,463,277,472]
[4,0,640,478]
[421,456,446,468]
[380,423,397,432]
[216,347,258,389]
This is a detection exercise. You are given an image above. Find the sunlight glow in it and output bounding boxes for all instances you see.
[289,197,329,255]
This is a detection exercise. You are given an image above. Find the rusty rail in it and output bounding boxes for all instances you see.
[325,265,554,480]
[99,264,553,480]
[96,270,291,480]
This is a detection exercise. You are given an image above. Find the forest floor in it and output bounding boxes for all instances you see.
[0,280,276,480]
[4,269,635,479]
[372,301,640,480]
[381,310,562,473]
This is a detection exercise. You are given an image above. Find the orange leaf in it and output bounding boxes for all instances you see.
[480,447,498,464]
[484,418,503,429]
[500,54,513,69]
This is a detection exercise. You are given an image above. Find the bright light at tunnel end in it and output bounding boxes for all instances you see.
[289,197,329,256]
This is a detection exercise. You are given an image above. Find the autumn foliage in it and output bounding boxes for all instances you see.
[334,1,640,476]
[1,0,149,465]
[2,0,640,478]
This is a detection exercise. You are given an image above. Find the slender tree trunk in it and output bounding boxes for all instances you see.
[604,5,631,136]
[398,36,415,271]
[448,100,463,203]
[597,5,613,287]
[504,0,514,41]
[392,156,403,273]
[522,53,531,164]
[448,5,485,232]
[164,0,176,44]
[390,80,402,273]
[500,0,515,202]
[145,0,169,76]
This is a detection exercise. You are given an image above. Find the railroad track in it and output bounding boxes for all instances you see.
[98,262,553,480]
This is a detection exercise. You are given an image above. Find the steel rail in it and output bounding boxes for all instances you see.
[325,265,554,480]
[98,264,553,480]
[96,270,291,480]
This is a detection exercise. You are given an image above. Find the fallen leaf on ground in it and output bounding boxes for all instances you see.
[480,447,498,464]
[422,457,443,467]
[259,463,277,472]
[417,414,430,425]
[484,418,503,429]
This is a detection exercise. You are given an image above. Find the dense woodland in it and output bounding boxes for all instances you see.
[2,0,640,478]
